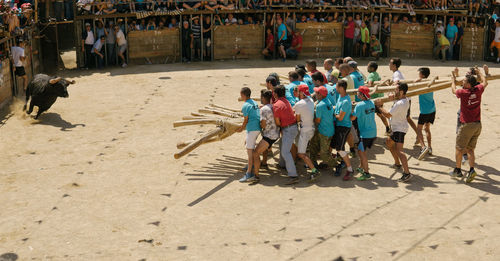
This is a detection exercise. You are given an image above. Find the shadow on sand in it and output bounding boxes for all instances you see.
[31,112,86,131]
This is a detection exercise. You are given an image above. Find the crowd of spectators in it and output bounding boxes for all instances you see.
[0,2,34,35]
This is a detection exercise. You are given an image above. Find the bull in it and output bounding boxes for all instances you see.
[23,74,75,119]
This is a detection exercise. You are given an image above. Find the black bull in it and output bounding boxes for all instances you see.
[23,74,75,119]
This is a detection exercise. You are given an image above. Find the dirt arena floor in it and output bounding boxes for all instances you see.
[0,59,499,261]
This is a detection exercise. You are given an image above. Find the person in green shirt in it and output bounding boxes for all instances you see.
[434,31,450,62]
[360,21,370,57]
[370,35,383,60]
[365,61,391,136]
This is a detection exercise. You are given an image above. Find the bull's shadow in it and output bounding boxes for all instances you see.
[31,112,85,131]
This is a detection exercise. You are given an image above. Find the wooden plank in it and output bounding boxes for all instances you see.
[390,23,434,58]
[461,27,484,61]
[297,22,343,60]
[128,29,180,59]
[213,24,264,60]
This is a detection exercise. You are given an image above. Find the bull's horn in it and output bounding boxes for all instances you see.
[69,80,76,84]
[49,77,62,84]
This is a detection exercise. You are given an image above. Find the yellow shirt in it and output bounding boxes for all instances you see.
[438,36,450,46]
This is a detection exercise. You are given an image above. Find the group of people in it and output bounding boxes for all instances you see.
[0,2,33,35]
[236,57,489,186]
[81,18,128,69]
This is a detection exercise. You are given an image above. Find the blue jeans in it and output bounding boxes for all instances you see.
[446,37,454,60]
[279,124,298,177]
[64,0,74,20]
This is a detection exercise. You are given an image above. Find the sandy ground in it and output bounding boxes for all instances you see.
[0,59,499,261]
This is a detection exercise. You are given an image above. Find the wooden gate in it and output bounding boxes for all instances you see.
[0,59,13,108]
[213,24,264,60]
[295,22,343,58]
[461,27,484,61]
[390,23,434,59]
[128,29,180,63]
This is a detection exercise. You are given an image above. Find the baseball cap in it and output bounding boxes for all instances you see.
[437,20,443,24]
[298,84,310,96]
[313,86,328,97]
[449,17,454,21]
[266,76,277,86]
[358,86,371,99]
[348,60,358,68]
[85,22,91,26]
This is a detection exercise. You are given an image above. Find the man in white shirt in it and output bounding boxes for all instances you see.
[375,82,413,183]
[81,23,94,69]
[390,57,418,144]
[92,35,105,69]
[293,84,319,181]
[11,40,27,91]
[115,25,127,68]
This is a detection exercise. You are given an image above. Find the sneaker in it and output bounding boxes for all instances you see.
[239,173,254,182]
[282,58,286,62]
[309,169,321,182]
[466,169,477,183]
[398,173,413,182]
[418,147,429,160]
[334,166,342,177]
[428,148,433,155]
[451,168,463,178]
[391,164,402,169]
[122,63,128,68]
[357,172,372,181]
[285,176,299,185]
[248,175,260,183]
[343,170,353,181]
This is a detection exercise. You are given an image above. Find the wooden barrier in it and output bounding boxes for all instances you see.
[295,22,343,58]
[213,24,264,60]
[461,27,484,61]
[0,59,13,108]
[128,29,180,63]
[390,23,434,59]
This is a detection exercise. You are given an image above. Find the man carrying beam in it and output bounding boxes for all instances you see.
[450,66,488,183]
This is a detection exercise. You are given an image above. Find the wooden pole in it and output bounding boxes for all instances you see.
[174,127,224,159]
[173,119,219,127]
[209,103,241,112]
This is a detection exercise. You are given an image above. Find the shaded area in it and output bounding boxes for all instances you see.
[31,112,86,131]
[0,253,18,261]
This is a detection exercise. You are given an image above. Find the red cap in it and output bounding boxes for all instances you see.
[297,84,310,96]
[358,86,371,99]
[314,86,328,97]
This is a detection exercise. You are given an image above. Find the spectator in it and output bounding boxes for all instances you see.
[81,22,94,69]
[353,14,362,56]
[454,20,464,60]
[225,13,237,25]
[262,28,274,59]
[286,30,302,60]
[276,17,287,62]
[147,19,156,30]
[370,35,382,59]
[11,39,28,91]
[203,15,212,60]
[183,0,201,10]
[168,17,178,28]
[307,12,318,22]
[435,20,444,34]
[446,18,458,60]
[344,15,355,57]
[370,15,380,36]
[490,19,500,63]
[479,0,490,16]
[434,31,449,62]
[381,18,390,57]
[115,24,127,67]
[103,0,117,14]
[96,19,106,38]
[192,16,201,61]
[104,21,116,66]
[360,21,370,57]
[92,35,106,69]
[205,0,220,11]
[181,21,193,63]
[323,58,334,83]
[298,14,307,23]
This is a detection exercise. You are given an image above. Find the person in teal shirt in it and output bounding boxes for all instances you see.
[237,87,261,183]
[365,61,391,136]
[325,83,339,106]
[415,67,436,161]
[348,60,365,102]
[285,71,301,106]
[351,86,377,181]
[332,79,354,180]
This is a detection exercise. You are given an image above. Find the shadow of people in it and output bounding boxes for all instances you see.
[0,253,18,261]
[31,112,86,131]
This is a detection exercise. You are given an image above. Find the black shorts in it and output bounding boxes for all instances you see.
[331,126,351,151]
[406,99,411,118]
[390,131,406,144]
[262,136,277,149]
[15,66,26,76]
[358,138,376,152]
[352,119,360,140]
[278,40,289,48]
[418,111,436,125]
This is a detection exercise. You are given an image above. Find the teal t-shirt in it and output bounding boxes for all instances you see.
[325,84,339,107]
[418,92,436,114]
[316,99,335,137]
[285,81,300,107]
[242,99,261,132]
[303,74,315,95]
[350,71,365,102]
[335,95,352,128]
[354,100,377,138]
[278,23,287,40]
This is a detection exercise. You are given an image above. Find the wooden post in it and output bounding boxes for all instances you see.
[180,14,184,63]
[211,13,214,62]
[125,17,129,65]
[201,13,204,62]
[55,22,60,70]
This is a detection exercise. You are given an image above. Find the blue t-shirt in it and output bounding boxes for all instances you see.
[350,71,365,102]
[285,81,300,106]
[316,99,335,137]
[278,23,287,41]
[446,24,458,39]
[242,99,261,132]
[335,95,352,128]
[325,84,339,106]
[418,92,436,114]
[303,74,315,95]
[354,100,377,138]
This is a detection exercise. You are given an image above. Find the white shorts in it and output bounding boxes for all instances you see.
[297,128,315,154]
[246,131,260,149]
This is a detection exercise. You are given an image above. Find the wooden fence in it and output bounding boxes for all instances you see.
[213,24,264,60]
[128,29,180,63]
[0,59,13,108]
[390,23,435,59]
[296,22,343,58]
[461,27,485,61]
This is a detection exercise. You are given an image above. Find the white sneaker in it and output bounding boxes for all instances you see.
[122,63,128,68]
[418,147,429,160]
